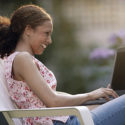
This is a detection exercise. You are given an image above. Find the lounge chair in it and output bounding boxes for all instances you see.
[0,59,94,125]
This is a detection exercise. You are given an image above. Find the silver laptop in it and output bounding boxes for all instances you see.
[83,47,125,105]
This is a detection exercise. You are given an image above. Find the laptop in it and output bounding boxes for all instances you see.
[83,46,125,105]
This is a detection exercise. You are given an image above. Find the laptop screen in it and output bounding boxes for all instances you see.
[111,47,125,90]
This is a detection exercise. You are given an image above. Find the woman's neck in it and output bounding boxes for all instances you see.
[15,39,34,56]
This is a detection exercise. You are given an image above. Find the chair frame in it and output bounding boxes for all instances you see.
[1,106,94,125]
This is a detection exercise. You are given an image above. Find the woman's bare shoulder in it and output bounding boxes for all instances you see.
[13,51,34,70]
[14,51,33,63]
[16,51,32,59]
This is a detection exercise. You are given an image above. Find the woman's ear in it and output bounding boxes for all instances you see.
[24,25,33,37]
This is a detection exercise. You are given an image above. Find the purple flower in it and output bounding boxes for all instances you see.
[90,48,115,60]
[109,33,118,44]
[109,30,125,45]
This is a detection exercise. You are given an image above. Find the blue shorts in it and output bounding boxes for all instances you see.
[91,94,125,125]
[53,115,80,125]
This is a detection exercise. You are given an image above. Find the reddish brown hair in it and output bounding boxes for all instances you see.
[0,4,52,58]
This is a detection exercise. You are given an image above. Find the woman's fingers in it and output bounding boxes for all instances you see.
[103,93,111,101]
[107,84,111,88]
[106,84,119,98]
[105,88,119,98]
[89,87,119,101]
[97,88,119,100]
[99,88,119,102]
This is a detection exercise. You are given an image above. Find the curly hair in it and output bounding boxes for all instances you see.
[0,4,52,58]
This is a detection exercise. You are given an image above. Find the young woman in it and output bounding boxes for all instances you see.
[0,4,125,125]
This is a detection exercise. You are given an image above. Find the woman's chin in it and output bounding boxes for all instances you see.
[37,50,44,55]
[34,48,45,55]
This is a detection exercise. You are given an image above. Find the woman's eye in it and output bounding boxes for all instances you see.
[46,32,49,35]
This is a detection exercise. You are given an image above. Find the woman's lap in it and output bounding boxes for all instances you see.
[53,95,125,125]
[91,94,125,125]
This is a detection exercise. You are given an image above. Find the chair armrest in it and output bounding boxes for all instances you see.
[1,106,94,125]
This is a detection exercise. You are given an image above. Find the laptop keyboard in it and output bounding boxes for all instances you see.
[82,97,114,105]
[115,90,125,96]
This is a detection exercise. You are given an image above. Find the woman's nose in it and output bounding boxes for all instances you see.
[48,36,52,44]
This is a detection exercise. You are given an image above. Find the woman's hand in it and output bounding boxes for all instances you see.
[88,88,119,101]
[107,84,111,88]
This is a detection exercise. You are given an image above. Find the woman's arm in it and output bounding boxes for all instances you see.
[56,91,72,95]
[13,52,118,107]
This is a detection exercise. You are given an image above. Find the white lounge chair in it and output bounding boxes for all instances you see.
[0,59,94,125]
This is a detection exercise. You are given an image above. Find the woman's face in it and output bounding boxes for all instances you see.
[28,20,53,55]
